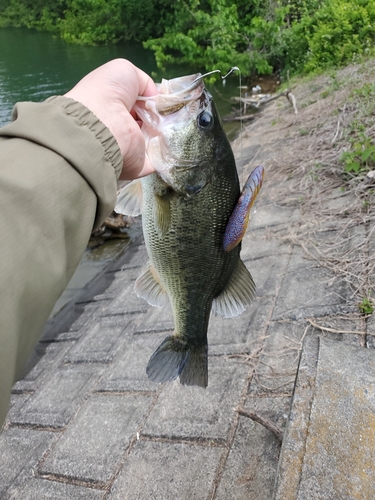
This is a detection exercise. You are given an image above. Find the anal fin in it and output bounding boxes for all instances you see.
[212,259,255,318]
[135,261,169,308]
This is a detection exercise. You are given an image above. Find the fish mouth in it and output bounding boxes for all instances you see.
[136,73,208,116]
[135,74,213,174]
[137,73,203,100]
[136,68,238,113]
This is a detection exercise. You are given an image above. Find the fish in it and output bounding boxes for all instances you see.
[115,73,264,387]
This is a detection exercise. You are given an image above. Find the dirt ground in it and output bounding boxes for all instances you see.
[234,59,375,318]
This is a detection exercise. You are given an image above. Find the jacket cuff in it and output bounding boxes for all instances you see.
[45,96,123,181]
[4,97,122,228]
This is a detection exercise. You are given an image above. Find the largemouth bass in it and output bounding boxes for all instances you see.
[116,73,264,387]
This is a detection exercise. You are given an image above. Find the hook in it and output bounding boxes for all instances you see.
[136,66,240,101]
[191,67,240,86]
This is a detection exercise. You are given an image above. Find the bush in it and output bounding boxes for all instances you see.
[296,0,375,73]
[144,0,289,77]
[2,0,375,78]
[0,0,66,30]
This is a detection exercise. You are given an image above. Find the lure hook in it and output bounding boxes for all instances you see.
[191,67,240,86]
[136,66,240,101]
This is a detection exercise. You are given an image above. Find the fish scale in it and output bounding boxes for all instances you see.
[141,170,239,341]
[115,73,263,387]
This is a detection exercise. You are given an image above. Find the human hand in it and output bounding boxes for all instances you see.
[65,59,158,180]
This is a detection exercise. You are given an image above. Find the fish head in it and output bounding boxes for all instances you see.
[135,74,228,196]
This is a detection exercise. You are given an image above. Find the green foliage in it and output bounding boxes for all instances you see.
[0,0,66,30]
[285,0,325,22]
[245,6,289,74]
[60,0,122,44]
[2,0,375,78]
[145,1,244,73]
[145,0,375,77]
[0,0,11,16]
[340,81,375,176]
[290,0,375,73]
[351,82,375,118]
[145,0,288,77]
[0,0,171,43]
[341,134,375,174]
[59,0,168,44]
[359,295,374,315]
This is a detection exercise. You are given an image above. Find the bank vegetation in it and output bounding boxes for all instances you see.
[1,0,375,79]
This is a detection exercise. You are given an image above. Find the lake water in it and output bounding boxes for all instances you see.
[0,27,241,137]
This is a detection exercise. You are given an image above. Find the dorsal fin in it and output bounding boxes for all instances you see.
[135,261,169,308]
[212,259,255,318]
[115,179,143,216]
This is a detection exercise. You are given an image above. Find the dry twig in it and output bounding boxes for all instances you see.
[236,407,284,442]
[307,318,366,335]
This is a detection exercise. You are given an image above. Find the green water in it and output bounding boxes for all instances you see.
[0,28,240,137]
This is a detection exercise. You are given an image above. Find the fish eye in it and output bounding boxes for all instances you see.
[198,111,213,131]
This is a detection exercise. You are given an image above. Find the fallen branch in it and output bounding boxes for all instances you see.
[232,88,298,114]
[222,113,258,122]
[331,104,346,143]
[286,90,298,114]
[307,318,366,335]
[236,407,283,442]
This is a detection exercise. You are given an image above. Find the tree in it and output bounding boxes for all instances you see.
[144,0,288,77]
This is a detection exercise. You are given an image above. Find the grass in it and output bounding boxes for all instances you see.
[359,296,374,315]
[260,58,375,315]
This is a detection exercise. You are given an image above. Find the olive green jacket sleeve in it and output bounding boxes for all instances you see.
[0,96,123,429]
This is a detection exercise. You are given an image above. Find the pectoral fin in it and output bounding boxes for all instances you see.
[115,179,143,216]
[223,165,264,252]
[153,193,171,238]
[212,259,255,318]
[135,261,169,308]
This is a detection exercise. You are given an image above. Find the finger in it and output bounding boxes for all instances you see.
[109,59,157,109]
[131,62,158,98]
[119,121,152,179]
[138,73,158,98]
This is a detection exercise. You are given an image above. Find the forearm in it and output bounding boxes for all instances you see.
[0,97,122,428]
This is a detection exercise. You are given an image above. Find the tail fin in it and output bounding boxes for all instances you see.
[146,335,208,388]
